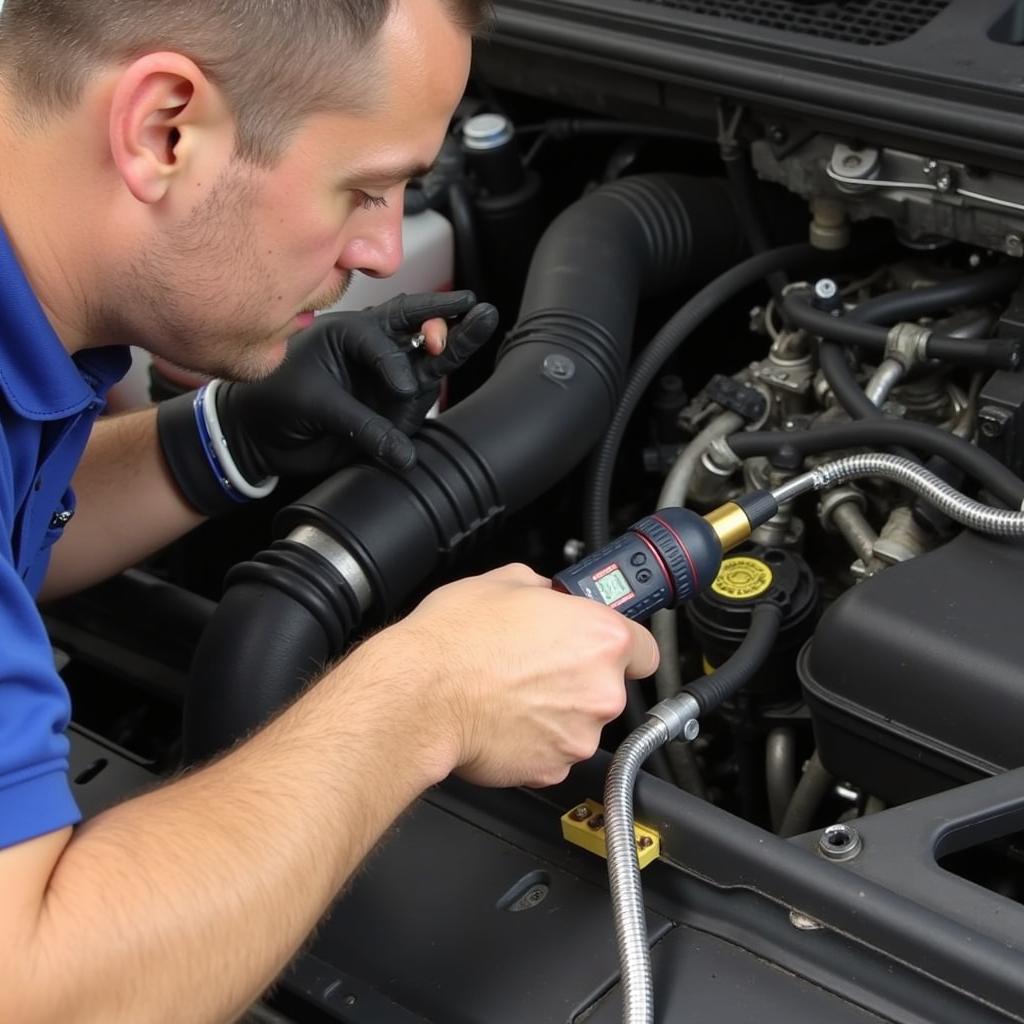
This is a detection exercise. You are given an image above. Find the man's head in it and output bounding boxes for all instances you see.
[0,0,488,378]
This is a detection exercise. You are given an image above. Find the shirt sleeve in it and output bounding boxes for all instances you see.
[0,547,80,849]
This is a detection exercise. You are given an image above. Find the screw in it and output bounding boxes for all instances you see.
[587,814,605,830]
[543,354,576,381]
[935,172,953,193]
[968,252,982,268]
[768,124,788,145]
[813,278,838,301]
[344,995,358,1007]
[570,804,591,821]
[922,159,938,177]
[818,823,863,861]
[636,836,654,850]
[842,153,862,169]
[1006,234,1024,258]
[979,408,1010,439]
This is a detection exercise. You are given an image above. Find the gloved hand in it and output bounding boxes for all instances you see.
[220,292,499,482]
[157,291,499,517]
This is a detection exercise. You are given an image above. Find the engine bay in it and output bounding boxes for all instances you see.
[50,2,1024,1021]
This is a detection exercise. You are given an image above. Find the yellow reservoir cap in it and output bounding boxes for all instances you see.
[711,556,774,601]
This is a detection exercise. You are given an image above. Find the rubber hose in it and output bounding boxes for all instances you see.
[186,175,743,759]
[766,726,798,833]
[682,603,783,714]
[784,293,1021,369]
[779,751,835,837]
[447,182,487,298]
[728,419,1024,508]
[821,264,1023,422]
[584,243,820,550]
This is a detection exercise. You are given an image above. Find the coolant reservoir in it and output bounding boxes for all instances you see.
[109,208,455,410]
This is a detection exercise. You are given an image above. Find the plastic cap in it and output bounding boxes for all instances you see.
[462,113,515,151]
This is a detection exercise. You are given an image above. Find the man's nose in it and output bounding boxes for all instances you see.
[339,200,406,279]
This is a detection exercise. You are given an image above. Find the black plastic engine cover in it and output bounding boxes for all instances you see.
[798,531,1024,804]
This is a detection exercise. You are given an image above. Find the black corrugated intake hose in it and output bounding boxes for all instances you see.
[183,174,743,764]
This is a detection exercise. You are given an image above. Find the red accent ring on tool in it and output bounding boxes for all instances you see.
[652,512,700,594]
[631,514,700,601]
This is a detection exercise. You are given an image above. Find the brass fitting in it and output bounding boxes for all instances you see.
[704,502,753,553]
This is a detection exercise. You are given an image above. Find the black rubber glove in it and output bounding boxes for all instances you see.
[157,292,499,517]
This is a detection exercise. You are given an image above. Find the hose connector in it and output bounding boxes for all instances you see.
[703,489,780,552]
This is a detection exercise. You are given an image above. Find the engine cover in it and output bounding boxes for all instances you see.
[799,531,1024,804]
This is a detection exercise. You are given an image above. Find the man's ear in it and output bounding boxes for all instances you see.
[109,52,233,204]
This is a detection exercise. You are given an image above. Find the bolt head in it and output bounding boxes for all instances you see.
[587,814,605,831]
[1006,234,1024,258]
[818,823,863,861]
[936,173,953,192]
[570,804,591,821]
[636,835,654,850]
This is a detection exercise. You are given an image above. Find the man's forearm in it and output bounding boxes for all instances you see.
[40,409,204,601]
[6,627,452,1024]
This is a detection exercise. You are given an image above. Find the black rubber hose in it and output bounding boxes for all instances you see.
[721,149,787,301]
[784,292,1022,370]
[447,182,487,297]
[186,175,743,759]
[682,602,782,715]
[728,420,1024,508]
[818,340,885,421]
[820,264,1023,422]
[849,263,1022,326]
[584,243,820,551]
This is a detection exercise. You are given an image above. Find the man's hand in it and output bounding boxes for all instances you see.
[156,291,499,519]
[221,292,499,479]
[386,564,661,789]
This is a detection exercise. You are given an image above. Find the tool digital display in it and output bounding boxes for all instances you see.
[593,566,632,606]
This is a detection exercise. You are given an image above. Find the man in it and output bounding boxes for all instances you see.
[0,2,658,1021]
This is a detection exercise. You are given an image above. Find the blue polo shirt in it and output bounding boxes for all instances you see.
[0,223,129,849]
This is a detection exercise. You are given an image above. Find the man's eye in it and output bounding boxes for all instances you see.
[358,192,389,211]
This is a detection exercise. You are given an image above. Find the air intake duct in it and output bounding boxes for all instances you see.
[184,174,742,762]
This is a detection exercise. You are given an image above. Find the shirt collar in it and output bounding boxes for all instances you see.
[0,222,130,422]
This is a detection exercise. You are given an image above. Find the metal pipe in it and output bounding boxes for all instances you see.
[771,452,1024,530]
[831,501,878,564]
[864,357,905,406]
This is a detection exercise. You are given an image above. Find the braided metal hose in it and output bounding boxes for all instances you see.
[772,453,1024,533]
[604,717,670,1024]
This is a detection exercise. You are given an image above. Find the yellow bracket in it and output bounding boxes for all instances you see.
[560,799,661,869]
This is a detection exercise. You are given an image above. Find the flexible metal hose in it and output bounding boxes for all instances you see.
[604,717,671,1024]
[772,453,1024,531]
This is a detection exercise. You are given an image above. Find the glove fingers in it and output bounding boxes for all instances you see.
[323,394,417,471]
[385,290,477,333]
[424,303,500,381]
[346,329,418,396]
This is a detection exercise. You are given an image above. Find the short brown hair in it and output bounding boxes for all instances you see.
[0,0,491,165]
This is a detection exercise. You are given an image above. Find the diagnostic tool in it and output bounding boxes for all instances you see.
[554,493,779,622]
